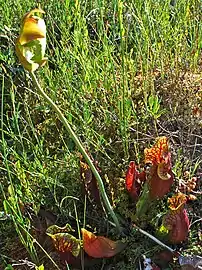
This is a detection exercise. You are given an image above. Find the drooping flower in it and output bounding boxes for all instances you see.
[162,193,190,243]
[81,228,127,258]
[15,8,47,72]
[144,136,173,199]
[125,161,146,201]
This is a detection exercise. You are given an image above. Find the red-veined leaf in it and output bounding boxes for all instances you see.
[126,161,146,200]
[46,224,81,257]
[81,228,127,258]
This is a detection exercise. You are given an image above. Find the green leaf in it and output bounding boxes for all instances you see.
[35,265,44,270]
[5,265,14,270]
[148,95,155,109]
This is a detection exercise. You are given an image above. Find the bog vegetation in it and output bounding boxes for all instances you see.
[0,0,202,269]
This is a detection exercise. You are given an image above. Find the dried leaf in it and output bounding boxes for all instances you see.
[179,175,198,194]
[179,255,202,269]
[143,257,161,270]
[153,250,174,268]
[80,154,102,207]
[181,265,196,270]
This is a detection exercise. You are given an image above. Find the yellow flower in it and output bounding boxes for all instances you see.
[15,8,47,72]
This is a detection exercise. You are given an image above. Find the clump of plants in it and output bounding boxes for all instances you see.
[3,7,201,269]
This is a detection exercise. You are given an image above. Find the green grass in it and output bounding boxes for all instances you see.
[0,0,202,269]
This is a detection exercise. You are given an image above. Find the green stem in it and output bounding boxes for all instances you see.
[132,224,175,253]
[135,182,151,219]
[30,71,121,232]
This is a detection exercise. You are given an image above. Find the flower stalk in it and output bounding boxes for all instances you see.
[15,8,120,232]
[30,71,121,232]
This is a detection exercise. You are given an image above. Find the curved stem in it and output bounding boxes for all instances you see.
[133,224,175,253]
[30,71,121,232]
